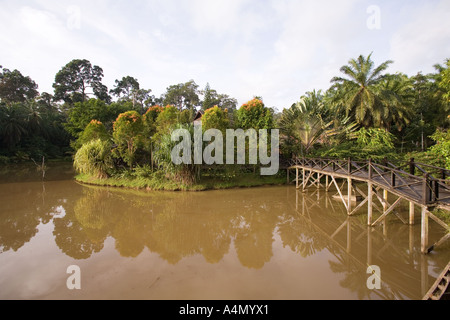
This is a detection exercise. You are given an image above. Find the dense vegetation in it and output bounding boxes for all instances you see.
[0,54,449,189]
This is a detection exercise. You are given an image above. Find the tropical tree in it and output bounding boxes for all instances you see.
[0,103,28,149]
[438,59,450,104]
[330,53,395,129]
[162,80,200,111]
[201,83,216,111]
[435,59,450,128]
[0,66,39,105]
[235,98,274,130]
[201,106,229,133]
[110,76,153,111]
[428,129,450,169]
[279,92,336,156]
[112,111,144,168]
[53,59,110,104]
[65,98,132,139]
[377,73,414,131]
[154,105,179,137]
[200,83,238,112]
[74,120,110,150]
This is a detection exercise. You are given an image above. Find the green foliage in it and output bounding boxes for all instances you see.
[0,100,70,158]
[316,127,397,161]
[110,76,153,111]
[428,129,450,169]
[163,80,200,111]
[112,111,144,167]
[73,120,110,150]
[73,139,113,179]
[153,123,200,185]
[0,155,10,164]
[202,105,230,133]
[330,54,413,130]
[279,92,330,156]
[201,83,238,112]
[53,59,110,104]
[65,98,132,138]
[438,59,450,104]
[236,98,274,130]
[154,105,179,137]
[131,164,153,178]
[0,103,28,149]
[278,91,357,157]
[0,66,39,105]
[143,105,164,130]
[179,108,195,125]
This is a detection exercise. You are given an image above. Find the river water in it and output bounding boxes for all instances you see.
[0,162,449,300]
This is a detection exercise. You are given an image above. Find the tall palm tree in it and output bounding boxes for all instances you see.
[0,104,28,149]
[331,53,394,129]
[377,73,414,131]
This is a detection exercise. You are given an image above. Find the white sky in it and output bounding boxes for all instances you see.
[1,0,449,110]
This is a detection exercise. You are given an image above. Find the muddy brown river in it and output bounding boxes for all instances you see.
[0,162,449,300]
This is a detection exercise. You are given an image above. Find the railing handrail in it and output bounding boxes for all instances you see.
[289,156,450,206]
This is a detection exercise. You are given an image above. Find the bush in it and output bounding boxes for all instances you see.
[236,98,274,130]
[0,155,9,164]
[428,129,450,169]
[316,127,398,161]
[112,111,144,168]
[73,119,110,150]
[74,139,113,179]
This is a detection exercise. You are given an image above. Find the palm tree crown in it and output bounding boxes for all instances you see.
[330,53,411,129]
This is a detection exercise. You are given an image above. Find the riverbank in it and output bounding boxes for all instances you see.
[75,171,287,191]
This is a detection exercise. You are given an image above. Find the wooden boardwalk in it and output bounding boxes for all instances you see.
[423,261,450,300]
[288,157,450,254]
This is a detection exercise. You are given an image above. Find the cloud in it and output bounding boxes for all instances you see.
[389,0,450,75]
[1,0,449,110]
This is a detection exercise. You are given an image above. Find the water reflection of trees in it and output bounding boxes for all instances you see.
[0,180,74,253]
[58,186,283,268]
[2,178,450,300]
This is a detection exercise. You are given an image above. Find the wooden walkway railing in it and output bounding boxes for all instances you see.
[289,157,450,210]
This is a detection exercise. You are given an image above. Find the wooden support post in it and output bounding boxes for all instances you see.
[409,225,414,255]
[302,168,305,191]
[421,206,429,254]
[421,254,428,297]
[371,197,402,227]
[316,172,320,189]
[347,178,352,214]
[383,189,388,213]
[409,158,415,176]
[391,171,396,187]
[409,202,415,225]
[325,175,329,192]
[367,227,372,266]
[368,182,373,226]
[296,168,299,189]
[434,179,439,202]
[422,174,430,205]
[347,218,351,252]
[331,176,348,211]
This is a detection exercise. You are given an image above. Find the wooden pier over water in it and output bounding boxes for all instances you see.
[287,157,450,255]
